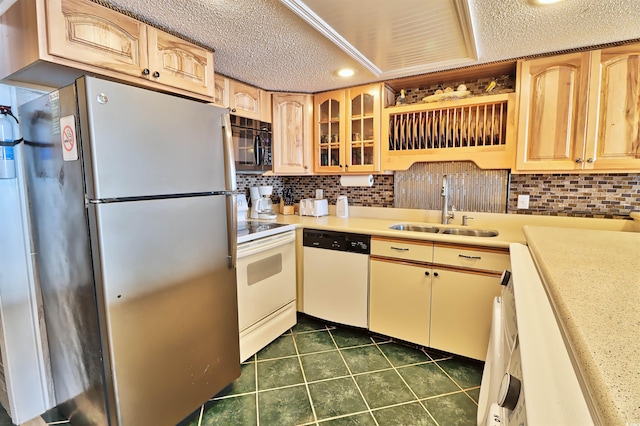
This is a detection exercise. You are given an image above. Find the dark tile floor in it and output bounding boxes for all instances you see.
[0,313,483,426]
[179,313,483,426]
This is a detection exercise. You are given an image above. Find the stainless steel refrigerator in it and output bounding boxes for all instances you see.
[19,76,240,425]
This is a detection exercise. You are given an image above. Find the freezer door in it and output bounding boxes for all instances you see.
[88,195,240,425]
[76,76,230,199]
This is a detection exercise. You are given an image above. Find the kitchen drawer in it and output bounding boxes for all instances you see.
[433,243,509,272]
[371,237,433,263]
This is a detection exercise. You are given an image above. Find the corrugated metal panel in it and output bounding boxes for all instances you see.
[394,161,509,213]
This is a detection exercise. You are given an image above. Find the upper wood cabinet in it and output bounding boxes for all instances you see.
[47,0,149,77]
[146,27,213,97]
[314,83,390,173]
[589,45,640,170]
[0,0,214,100]
[516,52,593,171]
[212,74,229,107]
[228,79,271,122]
[271,93,313,175]
[516,44,640,172]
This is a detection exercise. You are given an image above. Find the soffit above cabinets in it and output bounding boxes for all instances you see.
[280,0,477,79]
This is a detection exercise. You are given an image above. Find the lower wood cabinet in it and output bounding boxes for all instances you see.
[369,236,508,361]
[369,258,431,347]
[429,268,502,360]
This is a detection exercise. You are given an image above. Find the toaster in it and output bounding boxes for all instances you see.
[299,198,328,217]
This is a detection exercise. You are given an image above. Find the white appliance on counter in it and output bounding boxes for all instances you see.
[336,195,349,218]
[477,244,593,425]
[299,198,328,217]
[236,221,297,361]
[249,185,277,219]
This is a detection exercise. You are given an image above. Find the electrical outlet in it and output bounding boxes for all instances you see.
[517,194,530,209]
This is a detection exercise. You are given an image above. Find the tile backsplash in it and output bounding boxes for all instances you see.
[236,174,394,207]
[237,169,640,219]
[508,173,640,219]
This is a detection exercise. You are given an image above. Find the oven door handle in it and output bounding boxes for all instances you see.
[237,232,295,258]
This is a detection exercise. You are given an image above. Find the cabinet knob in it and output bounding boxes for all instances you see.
[304,165,309,170]
[587,158,594,163]
[433,272,439,277]
[142,68,150,76]
[575,158,583,163]
[424,271,430,276]
[152,71,160,78]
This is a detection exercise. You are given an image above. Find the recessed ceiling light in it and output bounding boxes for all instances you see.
[528,0,564,5]
[337,68,355,77]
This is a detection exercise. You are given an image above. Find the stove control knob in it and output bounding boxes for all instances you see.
[497,373,521,411]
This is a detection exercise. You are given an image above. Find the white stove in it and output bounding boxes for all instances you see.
[234,194,297,361]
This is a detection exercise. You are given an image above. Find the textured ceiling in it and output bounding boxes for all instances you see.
[95,0,640,93]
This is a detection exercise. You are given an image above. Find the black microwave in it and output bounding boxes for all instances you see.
[230,115,272,173]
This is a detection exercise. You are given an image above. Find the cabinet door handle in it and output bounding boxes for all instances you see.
[142,68,150,76]
[390,246,409,251]
[458,254,481,260]
[424,271,430,276]
[587,158,594,163]
[575,158,583,163]
[433,271,439,277]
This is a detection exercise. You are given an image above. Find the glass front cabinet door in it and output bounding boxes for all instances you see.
[314,84,384,173]
[315,90,345,172]
[347,84,381,172]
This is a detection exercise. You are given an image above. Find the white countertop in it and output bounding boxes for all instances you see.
[257,206,636,248]
[523,226,640,425]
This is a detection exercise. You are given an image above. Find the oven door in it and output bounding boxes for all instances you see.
[236,231,296,331]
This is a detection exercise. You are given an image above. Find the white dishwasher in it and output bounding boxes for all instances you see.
[302,229,370,328]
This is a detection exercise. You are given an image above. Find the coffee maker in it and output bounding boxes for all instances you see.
[249,186,276,220]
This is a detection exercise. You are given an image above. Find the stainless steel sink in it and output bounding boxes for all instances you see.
[389,224,499,237]
[439,228,499,237]
[389,224,440,233]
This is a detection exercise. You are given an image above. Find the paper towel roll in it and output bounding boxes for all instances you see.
[340,174,374,187]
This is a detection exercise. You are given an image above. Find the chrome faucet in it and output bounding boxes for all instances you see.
[441,175,455,224]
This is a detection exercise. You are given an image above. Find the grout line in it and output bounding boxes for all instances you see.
[430,358,481,407]
[291,330,319,425]
[327,330,380,426]
[420,389,474,401]
[372,339,440,426]
[196,404,204,426]
[314,408,374,424]
[253,354,260,426]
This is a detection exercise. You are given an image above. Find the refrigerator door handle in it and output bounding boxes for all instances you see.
[222,113,237,269]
